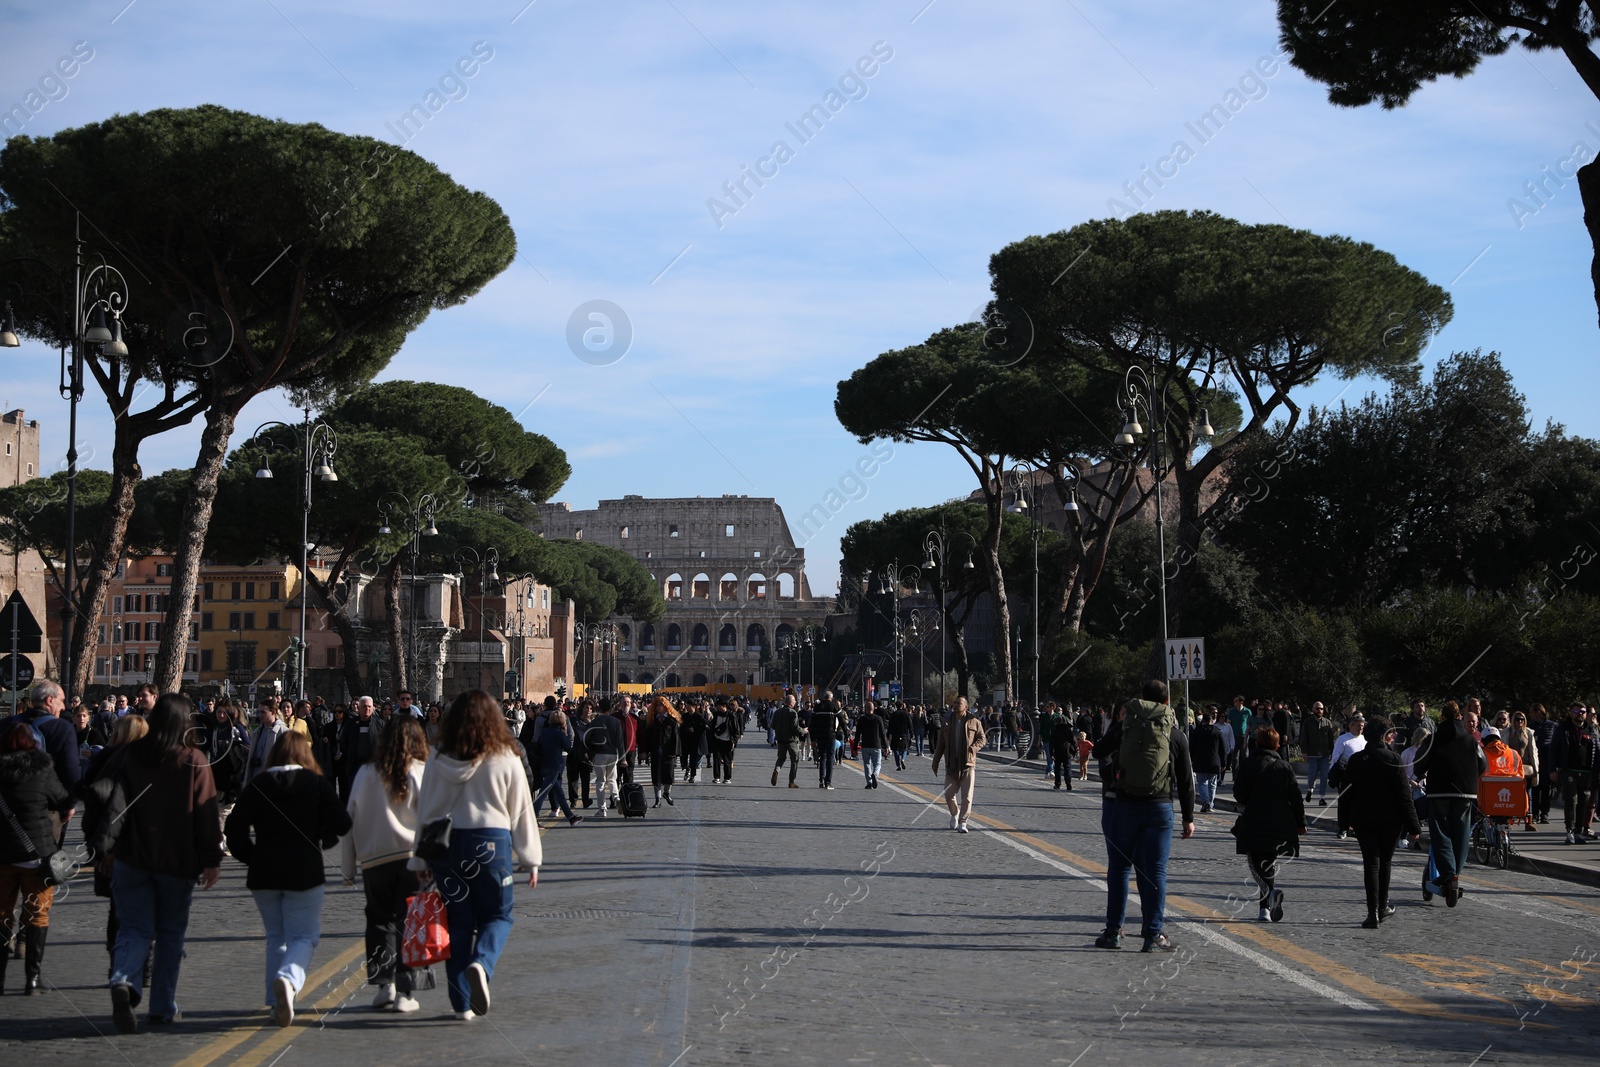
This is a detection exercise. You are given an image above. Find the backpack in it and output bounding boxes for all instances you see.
[1116,699,1175,799]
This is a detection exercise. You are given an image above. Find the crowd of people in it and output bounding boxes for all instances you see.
[1,674,1596,1029]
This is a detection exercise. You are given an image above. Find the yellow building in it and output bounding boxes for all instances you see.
[195,559,337,692]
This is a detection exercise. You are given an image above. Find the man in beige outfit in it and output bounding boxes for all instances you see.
[932,696,987,833]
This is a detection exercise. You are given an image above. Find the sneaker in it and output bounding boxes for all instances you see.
[771,769,779,786]
[1566,831,1577,844]
[393,995,420,1013]
[825,784,834,790]
[957,822,969,833]
[1379,904,1396,922]
[568,815,585,826]
[465,962,491,1017]
[1268,888,1285,923]
[1337,830,1348,839]
[1141,933,1177,953]
[1444,880,1459,908]
[1305,792,1312,803]
[949,814,959,830]
[1525,823,1537,832]
[273,976,295,1028]
[1093,930,1123,950]
[1318,799,1327,807]
[455,1010,476,1022]
[111,983,138,1034]
[147,1013,181,1025]
[373,983,396,1010]
[665,794,674,806]
[1257,907,1271,922]
[1360,915,1380,930]
[788,782,799,788]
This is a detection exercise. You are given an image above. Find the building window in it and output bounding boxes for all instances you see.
[126,593,140,613]
[666,624,682,651]
[112,623,122,643]
[97,624,106,643]
[692,573,711,599]
[201,612,213,631]
[156,563,172,577]
[243,612,256,631]
[666,574,684,600]
[201,649,213,671]
[645,550,653,559]
[185,652,197,673]
[669,524,679,538]
[266,612,280,630]
[326,647,340,667]
[228,612,242,631]
[144,621,160,641]
[753,550,762,558]
[245,582,256,600]
[123,652,139,672]
[203,582,213,601]
[94,656,108,678]
[641,625,656,651]
[620,526,629,538]
[188,622,198,641]
[112,595,122,614]
[541,588,550,609]
[270,582,280,600]
[114,561,125,578]
[725,523,734,537]
[692,624,709,651]
[231,582,241,601]
[25,463,31,475]
[575,528,583,540]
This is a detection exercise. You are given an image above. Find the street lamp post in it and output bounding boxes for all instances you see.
[1,219,131,704]
[454,546,499,694]
[378,491,439,693]
[873,561,920,698]
[1007,464,1048,753]
[1115,363,1213,693]
[248,409,338,701]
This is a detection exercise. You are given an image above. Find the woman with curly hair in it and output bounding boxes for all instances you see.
[409,691,539,1022]
[342,715,430,1014]
[645,697,681,808]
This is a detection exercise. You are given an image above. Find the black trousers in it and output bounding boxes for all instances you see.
[1355,832,1397,915]
[568,762,592,803]
[709,741,734,781]
[362,858,420,993]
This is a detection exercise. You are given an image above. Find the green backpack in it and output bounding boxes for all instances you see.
[1116,699,1175,799]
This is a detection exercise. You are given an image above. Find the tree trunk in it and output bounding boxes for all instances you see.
[69,433,144,698]
[1581,158,1600,333]
[981,463,1013,704]
[383,554,408,695]
[154,407,235,693]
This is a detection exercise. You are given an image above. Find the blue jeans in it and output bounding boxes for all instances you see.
[1428,798,1472,884]
[435,828,515,1013]
[1304,755,1332,799]
[1101,798,1175,939]
[817,749,835,786]
[861,748,883,782]
[251,886,324,1004]
[1196,774,1218,808]
[110,861,195,1018]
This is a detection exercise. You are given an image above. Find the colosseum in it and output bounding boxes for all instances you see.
[537,495,824,689]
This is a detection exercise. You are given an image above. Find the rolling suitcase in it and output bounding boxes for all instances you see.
[621,781,648,818]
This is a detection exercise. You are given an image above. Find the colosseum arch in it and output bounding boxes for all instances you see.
[719,572,739,600]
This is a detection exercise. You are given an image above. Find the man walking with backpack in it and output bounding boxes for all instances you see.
[586,699,626,817]
[1093,680,1196,953]
[708,698,738,784]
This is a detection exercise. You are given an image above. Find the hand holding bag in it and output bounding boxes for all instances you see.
[402,890,450,968]
[0,790,74,888]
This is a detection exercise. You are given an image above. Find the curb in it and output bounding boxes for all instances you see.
[976,750,1600,890]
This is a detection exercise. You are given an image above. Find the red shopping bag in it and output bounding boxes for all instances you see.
[402,890,450,968]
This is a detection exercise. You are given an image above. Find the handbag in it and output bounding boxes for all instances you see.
[402,890,450,968]
[0,789,74,888]
[414,814,453,862]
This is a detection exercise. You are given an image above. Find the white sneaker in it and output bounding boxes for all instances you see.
[393,995,420,1013]
[1566,831,1577,844]
[597,806,608,818]
[372,983,396,1010]
[949,814,958,830]
[1258,907,1272,922]
[273,976,295,1028]
[957,822,970,834]
[465,961,491,1017]
[455,1010,476,1022]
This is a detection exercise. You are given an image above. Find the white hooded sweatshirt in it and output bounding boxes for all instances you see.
[408,750,541,871]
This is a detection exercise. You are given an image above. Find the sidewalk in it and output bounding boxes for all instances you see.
[977,749,1600,890]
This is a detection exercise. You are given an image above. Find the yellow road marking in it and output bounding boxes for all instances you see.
[881,772,1539,1028]
[172,940,365,1067]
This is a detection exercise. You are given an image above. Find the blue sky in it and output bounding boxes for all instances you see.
[3,1,1597,595]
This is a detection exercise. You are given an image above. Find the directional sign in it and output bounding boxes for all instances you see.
[0,591,43,654]
[888,682,903,697]
[1165,638,1206,681]
[0,654,34,691]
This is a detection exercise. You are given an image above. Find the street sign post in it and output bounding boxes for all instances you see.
[0,654,34,692]
[1165,638,1206,728]
[2,590,45,714]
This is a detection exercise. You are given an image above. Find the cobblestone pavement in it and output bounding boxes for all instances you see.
[4,751,1600,1066]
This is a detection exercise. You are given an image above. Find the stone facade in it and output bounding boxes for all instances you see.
[538,495,822,689]
[0,410,51,684]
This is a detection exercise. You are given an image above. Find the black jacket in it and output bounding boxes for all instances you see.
[855,713,887,749]
[18,708,80,792]
[646,716,680,758]
[1343,742,1421,840]
[808,705,842,747]
[224,767,351,891]
[709,708,739,745]
[1188,723,1226,775]
[887,709,912,744]
[679,711,708,755]
[0,749,71,865]
[1413,718,1486,800]
[582,713,625,758]
[1230,749,1304,856]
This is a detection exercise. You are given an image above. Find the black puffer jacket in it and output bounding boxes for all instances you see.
[1343,722,1421,840]
[0,749,71,865]
[1230,749,1304,857]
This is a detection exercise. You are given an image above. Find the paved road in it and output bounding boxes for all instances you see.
[4,749,1600,1066]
